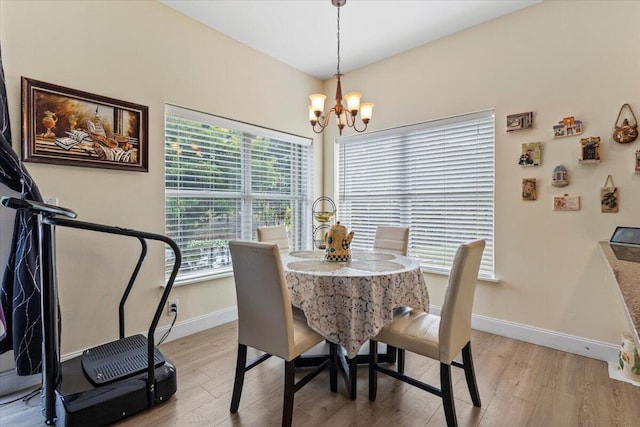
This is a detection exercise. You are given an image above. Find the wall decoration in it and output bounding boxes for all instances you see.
[635,150,640,174]
[518,142,542,166]
[552,165,569,187]
[553,116,583,138]
[600,175,618,213]
[553,194,580,211]
[21,77,149,172]
[522,178,537,201]
[578,136,602,163]
[506,112,533,132]
[613,103,638,144]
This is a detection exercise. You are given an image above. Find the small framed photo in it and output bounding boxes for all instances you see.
[506,112,533,132]
[518,142,542,166]
[553,195,580,211]
[522,178,537,201]
[553,116,583,138]
[21,77,149,172]
[552,165,569,187]
[578,136,602,163]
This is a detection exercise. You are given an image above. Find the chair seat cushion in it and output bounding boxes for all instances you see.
[375,309,440,361]
[290,315,325,362]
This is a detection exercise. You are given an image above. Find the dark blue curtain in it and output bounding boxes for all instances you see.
[0,42,44,375]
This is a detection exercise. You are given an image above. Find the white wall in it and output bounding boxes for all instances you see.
[323,0,640,344]
[0,0,323,369]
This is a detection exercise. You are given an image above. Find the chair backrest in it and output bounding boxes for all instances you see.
[438,239,486,364]
[229,240,295,360]
[373,226,409,255]
[257,225,291,252]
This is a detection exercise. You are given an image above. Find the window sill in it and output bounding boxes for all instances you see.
[421,267,499,283]
[164,269,234,287]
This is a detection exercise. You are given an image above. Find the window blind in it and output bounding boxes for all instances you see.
[338,110,495,279]
[165,105,312,283]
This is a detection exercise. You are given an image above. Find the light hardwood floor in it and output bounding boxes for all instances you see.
[2,322,640,426]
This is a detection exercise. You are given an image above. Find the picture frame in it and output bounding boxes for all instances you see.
[553,195,580,211]
[553,116,583,138]
[552,165,569,187]
[578,136,602,163]
[518,142,542,166]
[522,178,537,201]
[506,112,533,132]
[600,174,618,213]
[21,77,148,172]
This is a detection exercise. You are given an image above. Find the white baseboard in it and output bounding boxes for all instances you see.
[0,307,238,397]
[153,306,238,344]
[1,305,619,396]
[429,305,619,362]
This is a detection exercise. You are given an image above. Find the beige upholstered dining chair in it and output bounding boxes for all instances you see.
[228,240,337,427]
[373,225,409,255]
[368,239,486,427]
[257,225,291,252]
[256,225,307,320]
[373,225,410,364]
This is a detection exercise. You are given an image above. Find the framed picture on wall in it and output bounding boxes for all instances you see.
[21,77,149,172]
[553,195,580,211]
[518,142,542,166]
[506,112,533,132]
[522,178,537,201]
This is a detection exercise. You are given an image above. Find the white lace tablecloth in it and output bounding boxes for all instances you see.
[282,250,430,358]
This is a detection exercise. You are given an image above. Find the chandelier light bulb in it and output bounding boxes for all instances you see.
[308,106,318,124]
[360,103,374,122]
[310,94,327,114]
[337,110,347,126]
[344,92,362,114]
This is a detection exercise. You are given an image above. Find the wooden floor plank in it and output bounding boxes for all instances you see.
[2,323,640,427]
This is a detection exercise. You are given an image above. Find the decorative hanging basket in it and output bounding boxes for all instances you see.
[613,104,638,144]
[312,196,336,222]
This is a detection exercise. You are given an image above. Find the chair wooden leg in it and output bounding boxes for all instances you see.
[461,341,481,407]
[440,363,458,427]
[386,344,397,363]
[349,355,358,400]
[230,344,247,413]
[397,348,405,374]
[368,339,378,401]
[283,360,295,427]
[330,342,338,392]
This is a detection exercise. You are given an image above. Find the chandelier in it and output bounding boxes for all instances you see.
[308,0,374,135]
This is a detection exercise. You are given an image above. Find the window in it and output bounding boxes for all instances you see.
[165,105,312,283]
[338,110,495,279]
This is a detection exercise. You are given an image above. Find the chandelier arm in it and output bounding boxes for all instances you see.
[343,110,355,128]
[350,119,368,133]
[314,109,335,132]
[322,111,332,129]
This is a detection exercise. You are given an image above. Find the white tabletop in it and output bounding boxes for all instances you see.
[282,250,430,358]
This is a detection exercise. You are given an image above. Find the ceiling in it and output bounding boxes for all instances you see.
[160,0,541,80]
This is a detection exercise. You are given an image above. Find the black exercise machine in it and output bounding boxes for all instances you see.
[1,197,181,426]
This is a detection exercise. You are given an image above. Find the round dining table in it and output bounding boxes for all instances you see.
[281,249,430,359]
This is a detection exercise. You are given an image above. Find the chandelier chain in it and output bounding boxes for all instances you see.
[307,0,372,135]
[336,6,341,74]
